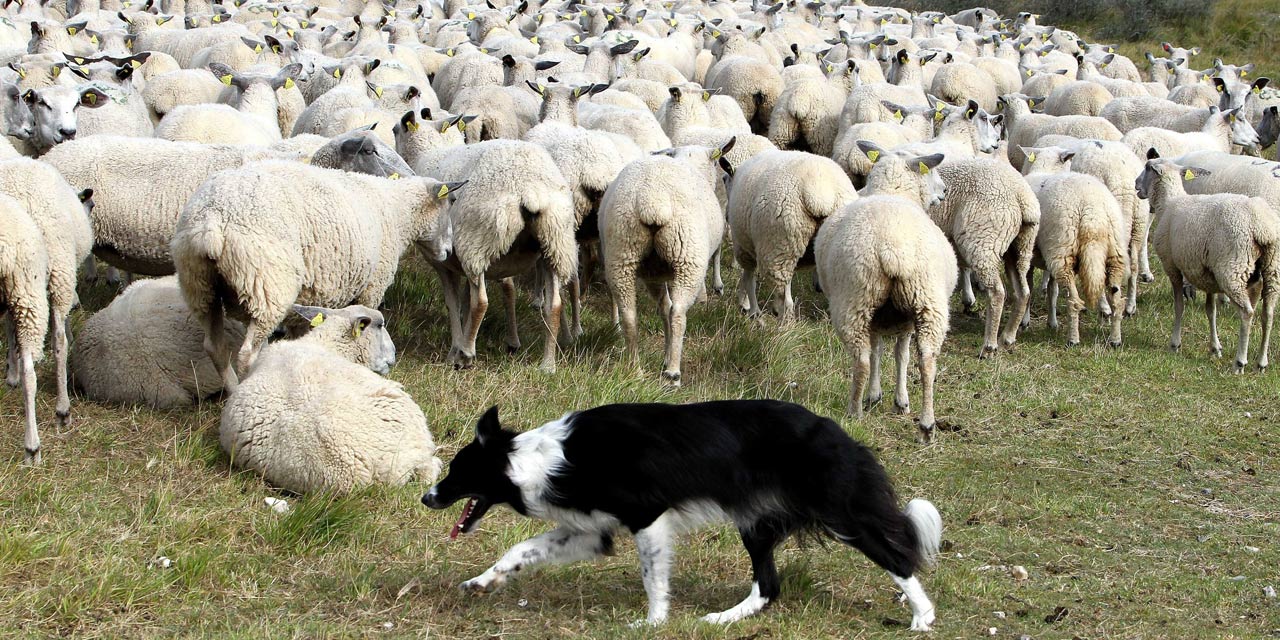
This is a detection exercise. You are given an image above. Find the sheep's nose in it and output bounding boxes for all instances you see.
[58,127,76,139]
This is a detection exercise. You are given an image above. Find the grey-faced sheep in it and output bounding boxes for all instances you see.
[599,138,734,386]
[814,141,956,441]
[220,304,442,494]
[1139,153,1280,372]
[728,150,857,322]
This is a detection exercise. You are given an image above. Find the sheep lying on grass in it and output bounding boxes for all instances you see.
[221,304,441,494]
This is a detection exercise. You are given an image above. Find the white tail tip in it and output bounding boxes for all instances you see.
[905,498,943,567]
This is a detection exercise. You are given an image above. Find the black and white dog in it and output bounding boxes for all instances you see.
[422,400,942,630]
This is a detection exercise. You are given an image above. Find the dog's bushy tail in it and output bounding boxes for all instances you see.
[904,499,943,568]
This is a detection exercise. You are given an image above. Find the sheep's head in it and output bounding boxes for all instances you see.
[314,125,415,178]
[23,84,109,150]
[1017,145,1074,175]
[1161,42,1199,67]
[393,108,471,165]
[654,136,736,183]
[858,140,946,208]
[287,305,398,375]
[1219,108,1260,150]
[415,179,467,264]
[1258,106,1279,151]
[1212,76,1269,112]
[1135,150,1210,200]
[1,82,34,141]
[529,81,607,125]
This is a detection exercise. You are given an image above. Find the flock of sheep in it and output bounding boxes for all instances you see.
[1,0,1279,494]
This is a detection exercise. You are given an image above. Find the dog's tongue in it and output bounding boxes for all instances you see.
[449,498,476,540]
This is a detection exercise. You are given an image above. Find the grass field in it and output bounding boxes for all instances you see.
[2,249,1279,639]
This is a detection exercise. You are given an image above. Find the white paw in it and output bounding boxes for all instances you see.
[459,573,502,594]
[910,611,936,632]
[628,616,665,629]
[700,611,736,625]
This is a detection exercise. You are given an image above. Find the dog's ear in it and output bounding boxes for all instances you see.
[476,405,501,445]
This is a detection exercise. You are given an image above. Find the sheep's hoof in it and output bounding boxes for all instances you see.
[1170,342,1181,353]
[978,345,997,359]
[1233,360,1247,374]
[22,447,40,466]
[962,304,977,317]
[1140,273,1156,284]
[55,410,71,428]
[1019,319,1031,331]
[660,371,681,387]
[538,362,557,374]
[1123,308,1137,319]
[813,280,823,294]
[999,337,1017,349]
[1066,339,1080,348]
[1210,347,1223,358]
[1106,339,1122,349]
[711,285,724,296]
[916,423,935,444]
[506,344,520,355]
[1048,320,1059,330]
[864,392,883,410]
[1258,362,1269,372]
[892,400,910,415]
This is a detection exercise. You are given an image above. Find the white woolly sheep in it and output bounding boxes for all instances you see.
[0,193,49,464]
[813,141,956,440]
[0,158,92,440]
[929,156,1041,355]
[1099,96,1212,133]
[1122,107,1259,159]
[172,160,463,392]
[425,140,579,373]
[768,60,858,156]
[156,64,300,146]
[1000,93,1122,168]
[1044,80,1113,116]
[1173,150,1280,215]
[69,276,246,408]
[728,149,857,322]
[599,138,735,386]
[220,304,443,494]
[929,60,999,112]
[704,53,783,134]
[1139,154,1280,372]
[1021,146,1128,346]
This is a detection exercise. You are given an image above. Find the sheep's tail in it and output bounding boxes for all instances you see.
[1076,228,1109,309]
[904,499,943,568]
[170,209,226,321]
[1252,202,1280,298]
[524,184,579,282]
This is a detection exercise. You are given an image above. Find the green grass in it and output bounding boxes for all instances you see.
[2,248,1280,638]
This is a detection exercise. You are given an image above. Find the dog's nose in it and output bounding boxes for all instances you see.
[421,488,440,508]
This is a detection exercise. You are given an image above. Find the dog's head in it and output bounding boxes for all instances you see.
[422,405,522,539]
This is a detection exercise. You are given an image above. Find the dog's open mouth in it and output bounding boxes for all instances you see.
[449,497,490,540]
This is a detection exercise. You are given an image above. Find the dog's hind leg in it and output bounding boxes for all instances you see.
[831,522,936,632]
[633,518,675,625]
[701,520,788,624]
[460,528,613,594]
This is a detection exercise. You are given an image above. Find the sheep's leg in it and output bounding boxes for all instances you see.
[539,269,562,374]
[21,347,39,466]
[235,318,273,378]
[203,303,238,393]
[611,270,640,368]
[1138,222,1154,283]
[1047,274,1060,330]
[1125,233,1142,316]
[50,312,70,428]
[431,266,465,365]
[644,280,672,370]
[1205,293,1223,358]
[1256,283,1275,371]
[865,334,883,409]
[960,269,976,314]
[4,313,17,388]
[738,264,760,316]
[461,277,488,368]
[892,333,911,415]
[914,312,945,442]
[662,278,699,387]
[1020,268,1035,330]
[1060,272,1083,347]
[846,330,872,419]
[1106,281,1125,348]
[1001,254,1030,348]
[710,247,724,296]
[761,266,796,325]
[975,265,1005,358]
[562,274,583,343]
[1170,269,1186,352]
[1225,286,1255,373]
[500,277,521,354]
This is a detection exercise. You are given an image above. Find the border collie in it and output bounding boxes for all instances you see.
[422,400,942,630]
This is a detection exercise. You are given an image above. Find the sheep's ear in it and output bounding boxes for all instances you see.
[476,405,501,445]
[713,135,736,159]
[534,60,560,71]
[399,109,420,132]
[881,100,907,122]
[292,305,327,327]
[1059,150,1076,163]
[1253,78,1271,94]
[1182,166,1209,181]
[610,39,639,55]
[435,179,468,199]
[78,87,109,108]
[240,36,265,54]
[701,87,719,101]
[587,83,610,96]
[78,188,93,204]
[209,62,236,86]
[912,153,945,174]
[965,99,979,119]
[896,49,909,65]
[1146,147,1160,159]
[1018,146,1036,163]
[633,47,650,62]
[855,139,886,164]
[351,315,373,339]
[526,80,545,95]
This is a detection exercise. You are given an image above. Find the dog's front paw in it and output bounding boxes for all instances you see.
[700,611,737,625]
[459,573,504,594]
[910,610,936,632]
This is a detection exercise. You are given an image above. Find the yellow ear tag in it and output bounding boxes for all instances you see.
[894,109,903,121]
[126,38,133,48]
[1253,86,1261,95]
[333,68,342,78]
[879,18,887,25]
[89,34,98,44]
[374,86,384,97]
[572,35,580,43]
[467,11,476,18]
[669,18,677,26]
[1027,152,1036,163]
[254,43,263,53]
[85,92,96,105]
[67,27,77,36]
[457,120,466,132]
[52,65,63,77]
[701,90,710,101]
[711,29,720,37]
[131,59,142,68]
[352,323,362,338]
[270,18,278,26]
[388,172,400,180]
[934,110,944,121]
[711,149,722,160]
[1183,169,1194,181]
[1228,113,1235,123]
[309,312,325,327]
[919,161,930,174]
[439,121,451,133]
[284,77,295,89]
[1027,99,1037,108]
[824,64,833,73]
[300,20,308,28]
[437,184,450,198]
[220,74,233,85]
[866,149,879,162]
[79,65,89,74]
[213,15,222,22]
[287,29,294,37]
[1025,69,1033,77]
[1217,84,1224,92]
[406,120,419,132]
[530,36,538,44]
[16,69,25,79]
